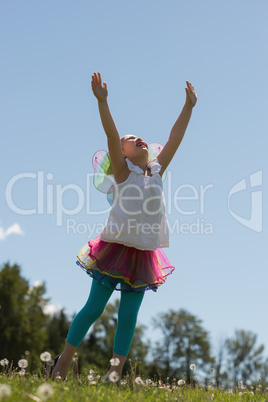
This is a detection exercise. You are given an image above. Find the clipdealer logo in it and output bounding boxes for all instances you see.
[4,169,263,234]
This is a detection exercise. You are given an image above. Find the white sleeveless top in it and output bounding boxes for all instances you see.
[100,158,169,250]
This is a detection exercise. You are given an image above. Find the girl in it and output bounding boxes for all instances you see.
[52,72,197,380]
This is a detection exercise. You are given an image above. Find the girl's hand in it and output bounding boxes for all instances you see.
[91,72,108,102]
[185,81,198,107]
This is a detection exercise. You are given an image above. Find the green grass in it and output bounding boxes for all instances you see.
[0,370,267,401]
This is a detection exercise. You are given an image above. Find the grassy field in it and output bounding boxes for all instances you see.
[0,375,267,401]
[0,356,267,401]
[1,373,267,401]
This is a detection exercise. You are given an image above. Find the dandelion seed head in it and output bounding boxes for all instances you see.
[0,358,9,367]
[89,369,95,375]
[87,375,94,381]
[19,369,26,376]
[40,351,52,362]
[18,359,28,368]
[178,379,186,386]
[109,371,120,383]
[110,357,120,366]
[0,384,12,398]
[37,383,54,400]
[135,377,144,386]
[190,364,195,371]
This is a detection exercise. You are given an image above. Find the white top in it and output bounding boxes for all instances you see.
[100,157,169,250]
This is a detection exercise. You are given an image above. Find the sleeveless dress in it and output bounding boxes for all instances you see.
[76,158,175,292]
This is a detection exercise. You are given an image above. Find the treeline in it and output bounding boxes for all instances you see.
[1,262,268,386]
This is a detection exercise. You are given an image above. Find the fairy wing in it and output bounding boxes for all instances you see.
[92,143,166,206]
[92,150,115,194]
[92,150,116,206]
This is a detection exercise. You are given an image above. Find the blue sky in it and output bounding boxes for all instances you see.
[1,0,268,366]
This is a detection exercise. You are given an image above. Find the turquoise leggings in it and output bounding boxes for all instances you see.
[66,279,144,356]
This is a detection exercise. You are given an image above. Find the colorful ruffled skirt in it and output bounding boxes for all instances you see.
[76,235,175,292]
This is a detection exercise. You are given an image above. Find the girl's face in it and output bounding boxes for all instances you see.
[121,135,148,158]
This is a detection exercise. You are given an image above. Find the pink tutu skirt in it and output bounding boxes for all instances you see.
[76,235,175,292]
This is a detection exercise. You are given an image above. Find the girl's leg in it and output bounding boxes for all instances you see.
[52,279,113,379]
[107,290,145,378]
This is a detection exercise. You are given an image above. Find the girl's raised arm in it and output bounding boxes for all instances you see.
[91,72,127,180]
[157,81,197,176]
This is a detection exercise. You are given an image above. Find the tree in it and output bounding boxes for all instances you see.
[46,309,71,356]
[225,329,264,384]
[0,262,49,366]
[259,357,268,387]
[214,337,228,386]
[152,309,214,382]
